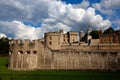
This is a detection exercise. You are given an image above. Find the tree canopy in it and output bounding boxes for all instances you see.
[90,30,99,39]
[0,37,9,54]
[103,27,114,34]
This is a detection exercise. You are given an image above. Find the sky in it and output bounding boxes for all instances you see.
[0,0,120,40]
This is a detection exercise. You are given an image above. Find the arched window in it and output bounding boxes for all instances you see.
[33,51,37,54]
[49,41,52,45]
[26,51,30,54]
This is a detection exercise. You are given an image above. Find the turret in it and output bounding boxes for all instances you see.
[45,30,63,50]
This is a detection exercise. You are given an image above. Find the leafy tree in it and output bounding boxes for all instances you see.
[103,27,114,34]
[90,30,99,39]
[0,37,9,54]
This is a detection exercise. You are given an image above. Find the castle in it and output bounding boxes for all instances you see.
[9,28,120,70]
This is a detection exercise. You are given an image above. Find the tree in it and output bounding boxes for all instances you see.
[103,27,114,34]
[90,30,99,39]
[0,37,9,54]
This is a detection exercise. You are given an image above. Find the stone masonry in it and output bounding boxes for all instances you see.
[9,29,120,70]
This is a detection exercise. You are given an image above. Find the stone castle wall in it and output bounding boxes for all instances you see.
[9,39,120,70]
[8,29,120,71]
[52,50,120,70]
[9,39,44,70]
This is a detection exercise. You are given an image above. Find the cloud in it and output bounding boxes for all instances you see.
[112,20,120,30]
[0,0,111,40]
[0,33,7,38]
[0,0,50,22]
[101,0,120,9]
[0,20,39,40]
[47,2,111,31]
[0,20,70,40]
[73,0,90,9]
[93,0,120,15]
[92,0,120,30]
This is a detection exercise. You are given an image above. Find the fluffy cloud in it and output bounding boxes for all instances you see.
[0,21,38,40]
[46,2,111,31]
[93,0,120,15]
[100,0,120,9]
[0,33,7,38]
[92,0,120,30]
[73,0,90,9]
[0,0,111,40]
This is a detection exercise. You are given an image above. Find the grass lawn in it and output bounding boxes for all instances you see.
[0,57,120,80]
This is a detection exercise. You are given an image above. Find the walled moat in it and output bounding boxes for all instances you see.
[8,28,120,70]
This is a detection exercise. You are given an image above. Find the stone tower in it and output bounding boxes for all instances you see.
[45,30,63,50]
[67,32,79,43]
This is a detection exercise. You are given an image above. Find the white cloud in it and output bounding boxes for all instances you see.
[0,20,40,40]
[93,0,120,15]
[101,0,120,9]
[0,0,112,40]
[0,33,7,38]
[92,0,120,30]
[73,0,90,9]
[112,20,120,30]
[47,3,111,31]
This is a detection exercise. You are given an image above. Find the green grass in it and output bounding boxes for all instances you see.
[0,57,120,80]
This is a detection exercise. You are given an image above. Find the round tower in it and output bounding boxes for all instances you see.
[45,30,63,50]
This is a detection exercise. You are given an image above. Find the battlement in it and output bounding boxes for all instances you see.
[45,32,61,36]
[9,39,43,45]
[45,29,64,36]
[68,31,79,34]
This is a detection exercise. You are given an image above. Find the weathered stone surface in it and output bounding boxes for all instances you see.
[8,30,120,70]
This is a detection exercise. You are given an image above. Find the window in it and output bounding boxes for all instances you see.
[50,36,52,40]
[49,41,52,45]
[41,41,44,44]
[33,51,37,54]
[26,51,30,54]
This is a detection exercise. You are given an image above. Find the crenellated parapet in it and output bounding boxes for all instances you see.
[45,32,62,36]
[9,39,44,55]
[9,39,43,45]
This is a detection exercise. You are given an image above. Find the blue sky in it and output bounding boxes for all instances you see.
[62,0,84,4]
[0,0,120,40]
[62,0,101,4]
